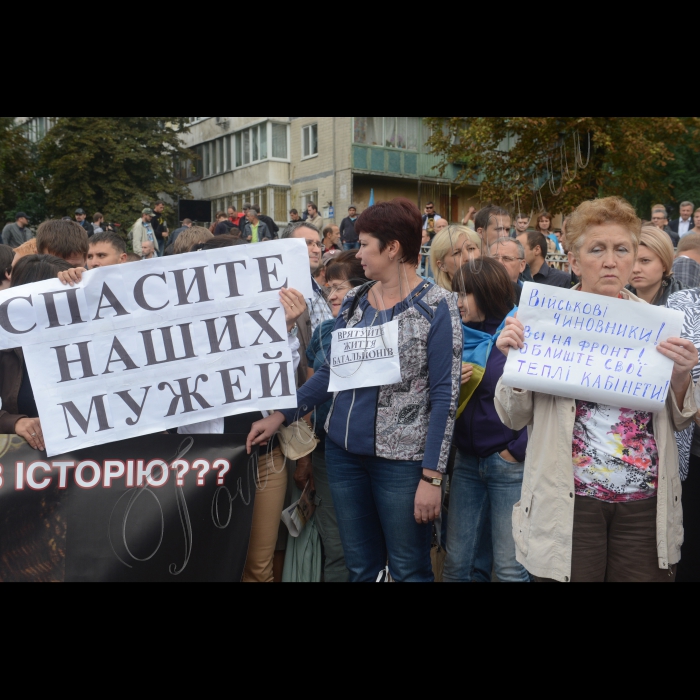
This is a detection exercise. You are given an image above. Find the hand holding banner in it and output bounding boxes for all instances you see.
[501,283,684,412]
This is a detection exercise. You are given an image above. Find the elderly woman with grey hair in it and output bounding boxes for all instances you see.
[495,196,698,583]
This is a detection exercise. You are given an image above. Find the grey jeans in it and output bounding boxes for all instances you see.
[313,447,349,583]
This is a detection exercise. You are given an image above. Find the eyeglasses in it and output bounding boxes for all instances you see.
[491,255,524,263]
[327,284,353,295]
[306,239,322,249]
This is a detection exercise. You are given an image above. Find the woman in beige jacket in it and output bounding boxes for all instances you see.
[495,197,698,582]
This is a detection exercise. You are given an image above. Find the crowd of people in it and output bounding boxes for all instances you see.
[3,191,700,583]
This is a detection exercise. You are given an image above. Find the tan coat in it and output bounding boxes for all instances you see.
[495,291,697,582]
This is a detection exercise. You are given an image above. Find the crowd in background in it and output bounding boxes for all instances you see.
[2,192,700,583]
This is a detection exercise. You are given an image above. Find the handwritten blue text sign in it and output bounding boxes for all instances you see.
[501,283,684,411]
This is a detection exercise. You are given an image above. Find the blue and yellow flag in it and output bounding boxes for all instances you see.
[457,308,517,419]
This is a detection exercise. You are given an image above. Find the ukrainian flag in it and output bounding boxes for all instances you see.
[457,308,517,419]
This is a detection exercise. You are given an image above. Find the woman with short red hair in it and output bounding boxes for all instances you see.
[248,198,463,582]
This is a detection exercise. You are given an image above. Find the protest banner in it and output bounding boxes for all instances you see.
[501,283,684,411]
[0,240,312,457]
[327,320,402,393]
[0,434,256,582]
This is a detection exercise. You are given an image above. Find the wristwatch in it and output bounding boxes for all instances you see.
[421,475,443,488]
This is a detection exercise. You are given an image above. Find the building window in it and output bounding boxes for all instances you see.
[302,124,318,159]
[354,117,422,151]
[272,123,288,159]
[273,186,291,223]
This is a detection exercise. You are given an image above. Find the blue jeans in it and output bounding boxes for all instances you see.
[444,450,530,583]
[343,242,360,251]
[157,239,166,257]
[325,439,434,582]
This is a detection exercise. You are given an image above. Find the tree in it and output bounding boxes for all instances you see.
[39,117,194,229]
[425,117,700,216]
[0,118,45,224]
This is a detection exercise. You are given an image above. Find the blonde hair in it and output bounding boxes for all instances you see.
[567,197,642,256]
[639,225,675,276]
[173,226,214,255]
[12,238,37,261]
[430,225,482,291]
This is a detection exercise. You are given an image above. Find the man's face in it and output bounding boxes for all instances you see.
[349,208,357,219]
[290,212,300,221]
[434,219,449,234]
[154,203,165,214]
[75,213,86,223]
[307,206,316,217]
[681,205,694,221]
[329,226,341,246]
[247,211,257,223]
[651,212,668,230]
[17,217,29,228]
[88,242,125,269]
[292,226,323,273]
[517,234,537,267]
[516,217,529,233]
[425,204,435,216]
[143,214,152,223]
[481,216,512,246]
[142,242,155,257]
[228,208,236,218]
[490,241,526,283]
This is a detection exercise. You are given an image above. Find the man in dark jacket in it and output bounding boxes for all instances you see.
[669,201,695,239]
[151,201,170,256]
[254,206,279,239]
[652,208,679,247]
[517,231,571,289]
[340,205,360,250]
[2,213,33,247]
[74,209,95,238]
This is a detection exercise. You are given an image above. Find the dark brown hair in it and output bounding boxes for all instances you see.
[11,254,72,287]
[355,197,423,267]
[536,211,553,233]
[0,245,14,278]
[325,251,368,286]
[452,257,515,321]
[36,220,89,259]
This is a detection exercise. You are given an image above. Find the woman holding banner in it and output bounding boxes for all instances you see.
[247,198,463,583]
[443,258,530,583]
[495,197,698,583]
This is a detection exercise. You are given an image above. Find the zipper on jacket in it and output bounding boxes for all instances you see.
[345,390,356,451]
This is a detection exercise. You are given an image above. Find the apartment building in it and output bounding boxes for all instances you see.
[181,117,479,225]
[15,117,480,226]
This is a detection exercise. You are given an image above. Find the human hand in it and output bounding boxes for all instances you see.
[15,417,45,451]
[499,449,519,464]
[246,412,286,454]
[461,363,474,386]
[496,315,524,358]
[414,476,442,525]
[163,231,169,238]
[58,267,86,286]
[657,338,699,399]
[280,288,308,332]
[294,455,315,492]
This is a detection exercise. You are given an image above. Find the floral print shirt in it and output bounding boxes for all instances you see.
[572,401,659,503]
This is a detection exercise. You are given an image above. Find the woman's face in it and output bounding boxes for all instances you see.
[357,233,397,281]
[694,211,700,229]
[570,224,636,298]
[440,235,468,279]
[630,244,665,292]
[539,217,551,232]
[326,277,354,318]
[465,239,482,261]
[457,293,484,324]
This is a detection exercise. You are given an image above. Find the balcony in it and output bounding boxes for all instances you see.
[352,145,471,182]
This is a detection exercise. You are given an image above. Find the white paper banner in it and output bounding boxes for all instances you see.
[7,240,313,456]
[327,320,402,393]
[501,283,684,412]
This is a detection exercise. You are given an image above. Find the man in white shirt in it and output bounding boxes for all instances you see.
[670,201,695,239]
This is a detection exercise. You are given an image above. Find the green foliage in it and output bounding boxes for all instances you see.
[39,117,193,229]
[425,117,700,217]
[0,118,46,224]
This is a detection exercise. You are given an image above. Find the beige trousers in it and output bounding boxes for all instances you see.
[243,447,288,583]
